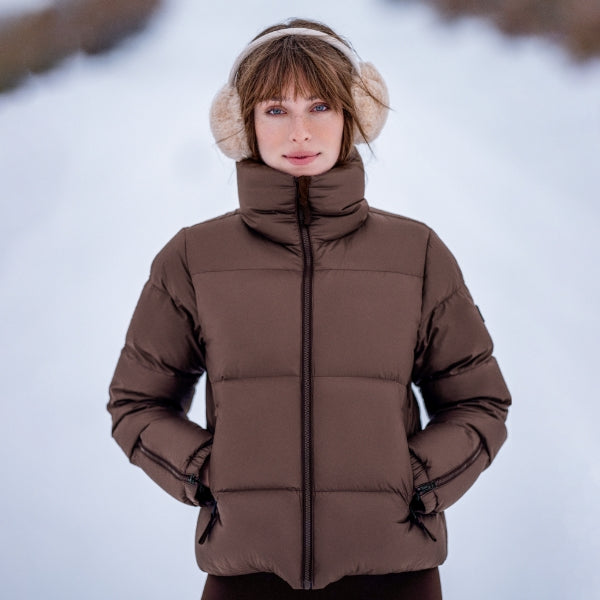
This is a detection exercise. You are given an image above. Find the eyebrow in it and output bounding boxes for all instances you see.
[264,95,321,102]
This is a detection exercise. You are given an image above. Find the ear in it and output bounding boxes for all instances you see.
[209,85,252,161]
[352,62,389,144]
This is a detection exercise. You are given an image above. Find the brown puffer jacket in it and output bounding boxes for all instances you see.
[108,151,510,590]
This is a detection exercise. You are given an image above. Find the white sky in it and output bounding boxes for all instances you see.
[1,0,599,598]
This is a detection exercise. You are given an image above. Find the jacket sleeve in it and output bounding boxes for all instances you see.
[408,230,511,515]
[107,229,214,507]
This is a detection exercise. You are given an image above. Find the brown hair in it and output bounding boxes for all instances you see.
[233,19,373,164]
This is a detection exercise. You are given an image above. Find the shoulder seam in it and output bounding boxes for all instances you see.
[368,207,432,231]
[188,209,240,229]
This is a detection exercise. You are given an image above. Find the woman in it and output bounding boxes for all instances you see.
[108,18,511,599]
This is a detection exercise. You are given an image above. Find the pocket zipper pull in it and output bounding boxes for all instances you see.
[198,502,219,545]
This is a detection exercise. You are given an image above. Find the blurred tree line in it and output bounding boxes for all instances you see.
[1,1,599,94]
[0,0,161,92]
[395,0,600,59]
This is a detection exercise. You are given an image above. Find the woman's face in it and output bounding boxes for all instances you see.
[254,87,344,177]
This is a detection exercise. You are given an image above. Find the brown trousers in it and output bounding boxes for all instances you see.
[201,569,442,600]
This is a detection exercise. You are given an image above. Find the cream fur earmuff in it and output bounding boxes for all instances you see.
[209,27,390,161]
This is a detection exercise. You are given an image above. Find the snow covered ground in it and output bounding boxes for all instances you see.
[1,0,599,598]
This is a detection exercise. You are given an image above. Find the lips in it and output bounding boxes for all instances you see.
[285,152,320,166]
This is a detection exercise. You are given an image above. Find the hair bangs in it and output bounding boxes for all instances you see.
[246,40,347,111]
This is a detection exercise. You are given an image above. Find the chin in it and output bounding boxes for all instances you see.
[282,159,336,177]
[290,166,326,177]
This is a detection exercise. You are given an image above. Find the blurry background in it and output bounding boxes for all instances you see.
[1,1,599,598]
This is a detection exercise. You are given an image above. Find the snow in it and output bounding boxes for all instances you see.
[0,0,52,17]
[1,0,599,598]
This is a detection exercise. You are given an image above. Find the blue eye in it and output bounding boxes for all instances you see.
[313,104,329,112]
[267,107,285,115]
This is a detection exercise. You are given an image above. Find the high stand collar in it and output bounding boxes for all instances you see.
[236,150,369,246]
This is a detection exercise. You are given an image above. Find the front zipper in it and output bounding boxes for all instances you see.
[414,440,485,500]
[296,176,314,591]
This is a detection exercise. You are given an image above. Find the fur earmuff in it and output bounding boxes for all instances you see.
[209,85,251,162]
[352,62,389,145]
[209,28,389,161]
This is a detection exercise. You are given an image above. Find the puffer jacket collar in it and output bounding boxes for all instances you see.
[236,150,369,245]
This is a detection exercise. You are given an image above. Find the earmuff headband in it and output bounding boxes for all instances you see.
[227,27,361,84]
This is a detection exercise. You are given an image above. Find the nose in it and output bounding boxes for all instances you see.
[289,115,311,143]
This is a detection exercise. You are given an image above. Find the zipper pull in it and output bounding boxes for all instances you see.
[415,481,437,496]
[198,502,219,545]
[407,499,438,542]
[411,514,438,542]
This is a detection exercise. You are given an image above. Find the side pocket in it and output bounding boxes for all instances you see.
[400,437,415,505]
[395,383,418,504]
[195,482,215,507]
[198,500,219,545]
[405,450,438,542]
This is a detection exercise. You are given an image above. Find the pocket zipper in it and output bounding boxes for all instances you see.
[138,440,201,485]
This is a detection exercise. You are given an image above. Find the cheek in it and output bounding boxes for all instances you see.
[254,115,280,154]
[254,109,271,151]
[329,113,345,150]
[253,110,266,147]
